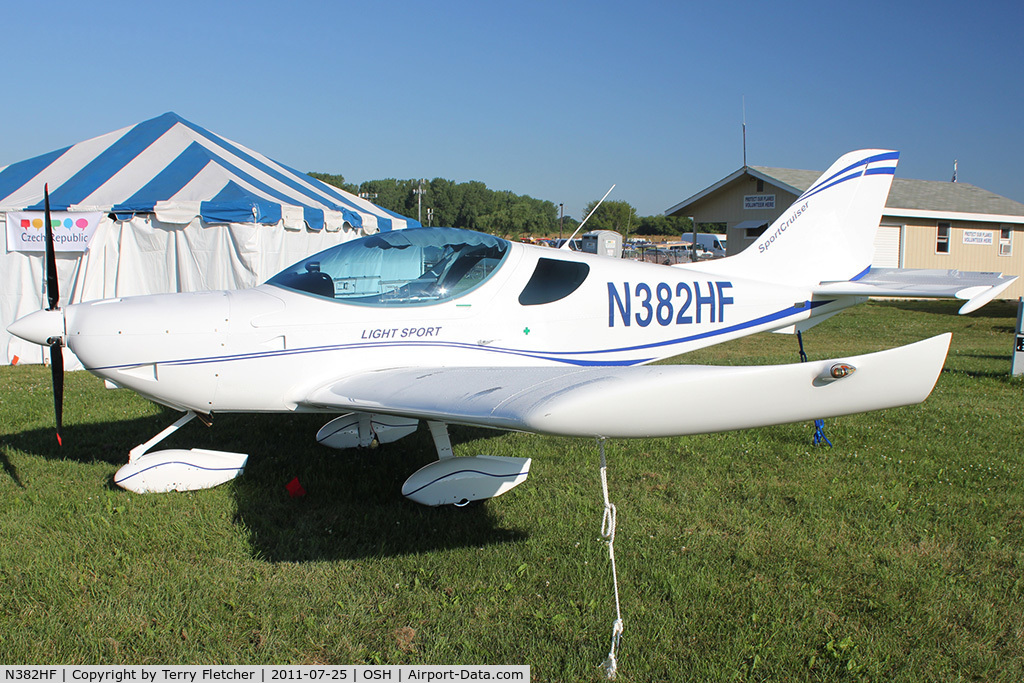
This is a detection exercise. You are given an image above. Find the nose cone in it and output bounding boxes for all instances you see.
[7,308,65,346]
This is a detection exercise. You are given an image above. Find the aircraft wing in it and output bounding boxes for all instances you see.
[302,334,951,439]
[814,268,1017,314]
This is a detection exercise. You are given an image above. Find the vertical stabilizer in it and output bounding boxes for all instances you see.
[709,150,898,286]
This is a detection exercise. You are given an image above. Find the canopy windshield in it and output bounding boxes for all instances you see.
[267,228,510,306]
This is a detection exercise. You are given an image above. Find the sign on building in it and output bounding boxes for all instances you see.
[743,194,775,210]
[963,230,994,245]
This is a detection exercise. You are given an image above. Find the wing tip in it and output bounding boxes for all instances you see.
[957,276,1018,315]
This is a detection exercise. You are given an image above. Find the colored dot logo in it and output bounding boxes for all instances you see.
[20,217,92,230]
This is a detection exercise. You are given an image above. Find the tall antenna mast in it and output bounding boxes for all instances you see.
[742,96,747,167]
[560,185,615,250]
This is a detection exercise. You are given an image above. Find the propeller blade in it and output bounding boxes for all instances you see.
[44,184,59,311]
[49,340,64,446]
[44,184,64,446]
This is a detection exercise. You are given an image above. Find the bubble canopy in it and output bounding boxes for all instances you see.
[267,228,510,306]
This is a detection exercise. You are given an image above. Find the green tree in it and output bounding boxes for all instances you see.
[557,215,580,238]
[307,172,357,195]
[310,172,639,237]
[635,214,694,236]
[354,179,418,219]
[427,178,458,227]
[456,181,490,230]
[581,199,638,237]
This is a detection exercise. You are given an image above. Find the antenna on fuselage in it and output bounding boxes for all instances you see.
[560,184,615,250]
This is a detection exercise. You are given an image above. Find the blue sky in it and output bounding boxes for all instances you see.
[4,0,1022,219]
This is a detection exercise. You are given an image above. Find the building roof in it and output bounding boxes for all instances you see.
[746,166,819,196]
[668,163,1024,223]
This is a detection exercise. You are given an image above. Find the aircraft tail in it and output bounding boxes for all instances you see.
[701,149,899,286]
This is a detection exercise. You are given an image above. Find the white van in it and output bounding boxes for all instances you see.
[684,233,727,258]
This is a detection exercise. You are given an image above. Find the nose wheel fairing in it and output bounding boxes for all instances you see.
[115,448,249,493]
[113,411,248,494]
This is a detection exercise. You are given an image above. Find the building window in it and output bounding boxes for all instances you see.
[1000,225,1013,256]
[745,225,767,239]
[936,222,950,254]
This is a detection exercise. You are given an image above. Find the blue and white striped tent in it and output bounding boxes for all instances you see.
[1,113,418,367]
[0,111,416,233]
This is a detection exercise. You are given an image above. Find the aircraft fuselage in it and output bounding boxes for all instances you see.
[53,237,840,414]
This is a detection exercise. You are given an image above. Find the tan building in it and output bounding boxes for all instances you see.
[666,165,1024,299]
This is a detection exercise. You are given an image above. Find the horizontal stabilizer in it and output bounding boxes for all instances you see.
[304,334,951,439]
[815,268,1017,314]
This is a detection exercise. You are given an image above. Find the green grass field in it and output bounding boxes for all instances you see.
[1,300,1023,681]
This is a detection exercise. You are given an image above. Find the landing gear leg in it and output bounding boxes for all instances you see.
[427,420,455,459]
[128,410,200,462]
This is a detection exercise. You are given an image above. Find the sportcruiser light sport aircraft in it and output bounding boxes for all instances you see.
[8,150,1016,502]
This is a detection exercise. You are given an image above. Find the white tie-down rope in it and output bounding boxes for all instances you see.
[598,438,624,679]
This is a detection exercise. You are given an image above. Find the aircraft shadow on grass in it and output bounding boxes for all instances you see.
[0,449,22,488]
[228,418,530,563]
[942,358,1021,381]
[886,298,1017,324]
[2,411,527,562]
[876,301,1018,378]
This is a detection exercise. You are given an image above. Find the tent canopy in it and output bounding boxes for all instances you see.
[0,112,418,233]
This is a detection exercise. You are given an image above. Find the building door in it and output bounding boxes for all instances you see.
[873,225,902,268]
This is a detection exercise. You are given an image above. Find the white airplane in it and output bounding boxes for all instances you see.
[8,150,1017,503]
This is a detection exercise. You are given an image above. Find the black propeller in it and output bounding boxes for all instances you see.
[43,185,64,446]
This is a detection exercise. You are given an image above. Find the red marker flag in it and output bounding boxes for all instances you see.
[286,477,306,498]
